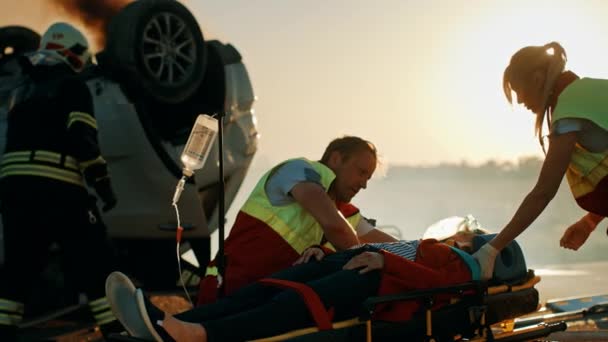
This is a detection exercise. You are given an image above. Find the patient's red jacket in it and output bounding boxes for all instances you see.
[374,239,473,321]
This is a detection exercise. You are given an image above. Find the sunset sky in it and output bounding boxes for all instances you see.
[3,0,608,166]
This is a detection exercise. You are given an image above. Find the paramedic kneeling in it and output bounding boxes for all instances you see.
[198,136,397,304]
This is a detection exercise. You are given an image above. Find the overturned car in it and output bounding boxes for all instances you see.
[0,0,258,296]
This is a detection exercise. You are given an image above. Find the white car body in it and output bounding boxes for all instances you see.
[0,0,259,290]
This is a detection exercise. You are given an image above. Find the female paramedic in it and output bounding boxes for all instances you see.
[474,42,608,280]
[106,230,486,342]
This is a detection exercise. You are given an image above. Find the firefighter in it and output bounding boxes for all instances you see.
[0,22,123,339]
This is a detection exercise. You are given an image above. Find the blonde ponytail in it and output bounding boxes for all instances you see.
[535,42,567,152]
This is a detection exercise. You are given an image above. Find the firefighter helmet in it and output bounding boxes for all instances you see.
[38,22,90,72]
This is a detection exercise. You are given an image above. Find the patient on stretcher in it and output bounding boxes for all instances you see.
[105,225,517,342]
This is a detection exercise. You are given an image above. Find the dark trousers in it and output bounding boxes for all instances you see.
[0,178,117,313]
[178,246,382,341]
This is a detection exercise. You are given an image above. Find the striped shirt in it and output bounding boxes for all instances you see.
[357,240,420,261]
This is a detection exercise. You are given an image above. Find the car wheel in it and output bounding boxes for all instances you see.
[104,0,206,104]
[0,26,40,60]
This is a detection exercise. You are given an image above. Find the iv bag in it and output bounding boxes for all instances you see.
[181,114,218,175]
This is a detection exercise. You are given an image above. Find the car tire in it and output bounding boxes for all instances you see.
[0,26,40,60]
[104,0,206,104]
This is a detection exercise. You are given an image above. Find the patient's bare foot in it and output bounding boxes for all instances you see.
[162,315,207,342]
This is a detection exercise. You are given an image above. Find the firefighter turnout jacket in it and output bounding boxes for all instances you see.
[0,62,112,198]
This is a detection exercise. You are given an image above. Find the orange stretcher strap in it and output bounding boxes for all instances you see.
[258,278,334,331]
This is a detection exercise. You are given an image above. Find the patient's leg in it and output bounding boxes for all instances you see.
[201,267,381,341]
[175,246,371,323]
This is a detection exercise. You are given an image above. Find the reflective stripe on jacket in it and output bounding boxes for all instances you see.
[0,150,85,187]
[0,298,24,327]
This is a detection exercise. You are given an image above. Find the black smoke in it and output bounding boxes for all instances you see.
[49,0,134,49]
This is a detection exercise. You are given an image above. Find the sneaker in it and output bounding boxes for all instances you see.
[105,271,154,340]
[135,289,175,342]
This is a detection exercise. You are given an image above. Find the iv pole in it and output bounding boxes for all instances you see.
[215,111,226,294]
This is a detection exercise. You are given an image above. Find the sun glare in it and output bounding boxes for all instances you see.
[428,0,608,164]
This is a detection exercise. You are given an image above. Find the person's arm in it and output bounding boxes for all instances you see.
[560,212,605,250]
[291,182,359,250]
[359,228,398,243]
[489,132,577,251]
[64,79,116,211]
[355,217,398,243]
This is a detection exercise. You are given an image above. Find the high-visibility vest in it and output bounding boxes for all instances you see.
[240,158,361,254]
[552,77,608,199]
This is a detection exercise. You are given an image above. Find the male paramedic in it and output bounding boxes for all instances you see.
[197,135,397,304]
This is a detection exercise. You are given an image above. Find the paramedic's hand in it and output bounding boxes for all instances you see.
[560,217,595,251]
[293,247,325,265]
[94,177,117,212]
[343,251,384,274]
[473,243,498,281]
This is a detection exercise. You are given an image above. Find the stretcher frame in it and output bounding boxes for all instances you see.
[252,271,567,342]
[105,270,568,342]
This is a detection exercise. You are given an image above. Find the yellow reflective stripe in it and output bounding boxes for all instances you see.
[65,156,79,170]
[67,111,97,130]
[0,151,30,164]
[89,297,110,313]
[0,312,23,326]
[0,164,84,187]
[79,156,106,171]
[242,202,317,254]
[567,148,608,198]
[568,169,608,198]
[33,150,61,164]
[33,151,78,170]
[1,150,79,170]
[569,149,605,176]
[94,310,117,326]
[88,297,117,325]
[205,266,218,276]
[0,299,24,314]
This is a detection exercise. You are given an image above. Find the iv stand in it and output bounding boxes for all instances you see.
[215,111,226,295]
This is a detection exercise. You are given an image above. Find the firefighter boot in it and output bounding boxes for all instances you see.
[88,296,127,338]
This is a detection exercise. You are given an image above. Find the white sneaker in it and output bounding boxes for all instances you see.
[105,271,154,340]
[135,288,164,342]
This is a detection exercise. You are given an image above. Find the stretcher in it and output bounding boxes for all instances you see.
[107,235,570,342]
[252,272,562,342]
[249,235,567,342]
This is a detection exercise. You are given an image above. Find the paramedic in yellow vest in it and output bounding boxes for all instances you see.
[474,42,608,280]
[0,23,122,339]
[197,136,397,304]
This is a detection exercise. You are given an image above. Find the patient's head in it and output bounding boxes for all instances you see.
[441,226,490,253]
[425,215,490,253]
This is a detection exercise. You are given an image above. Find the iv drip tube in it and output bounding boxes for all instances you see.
[172,202,192,306]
